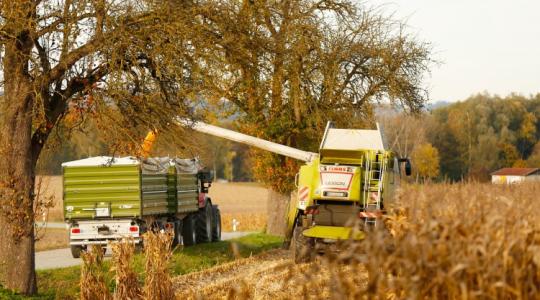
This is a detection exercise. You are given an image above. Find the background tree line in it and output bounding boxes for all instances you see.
[380,93,540,181]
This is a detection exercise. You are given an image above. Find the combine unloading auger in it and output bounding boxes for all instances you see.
[176,118,318,163]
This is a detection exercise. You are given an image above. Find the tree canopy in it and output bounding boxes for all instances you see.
[0,0,432,294]
[192,0,432,193]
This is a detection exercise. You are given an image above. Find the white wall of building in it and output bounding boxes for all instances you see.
[492,174,540,184]
[492,175,524,184]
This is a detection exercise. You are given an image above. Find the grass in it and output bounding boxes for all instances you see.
[4,233,282,299]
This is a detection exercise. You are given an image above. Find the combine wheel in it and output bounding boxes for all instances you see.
[292,226,314,264]
[70,245,83,259]
[211,206,221,242]
[182,214,197,246]
[196,202,213,243]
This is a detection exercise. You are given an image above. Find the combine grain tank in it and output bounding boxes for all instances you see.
[62,156,220,258]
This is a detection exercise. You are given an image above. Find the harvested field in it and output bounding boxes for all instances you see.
[174,249,361,300]
[208,182,268,214]
[221,213,267,232]
[35,176,64,222]
[35,228,68,252]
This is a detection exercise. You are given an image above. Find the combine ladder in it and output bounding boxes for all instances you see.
[362,151,386,226]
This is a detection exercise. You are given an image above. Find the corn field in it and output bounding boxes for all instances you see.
[214,183,540,299]
[83,183,540,299]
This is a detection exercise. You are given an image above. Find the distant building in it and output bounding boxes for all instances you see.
[491,168,540,184]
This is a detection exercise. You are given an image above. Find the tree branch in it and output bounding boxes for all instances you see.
[36,37,103,92]
[33,37,50,73]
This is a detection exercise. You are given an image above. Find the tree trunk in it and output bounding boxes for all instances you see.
[0,35,38,295]
[266,189,290,236]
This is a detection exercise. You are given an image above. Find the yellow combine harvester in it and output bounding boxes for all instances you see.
[179,119,411,262]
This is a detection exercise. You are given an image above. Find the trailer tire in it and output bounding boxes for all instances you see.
[172,220,181,248]
[196,202,213,243]
[211,206,221,242]
[71,245,83,259]
[182,214,197,246]
[292,226,314,264]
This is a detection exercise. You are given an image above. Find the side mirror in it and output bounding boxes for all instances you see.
[198,170,214,183]
[398,158,412,176]
[405,159,412,176]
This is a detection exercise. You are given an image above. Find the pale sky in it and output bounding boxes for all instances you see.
[371,0,540,102]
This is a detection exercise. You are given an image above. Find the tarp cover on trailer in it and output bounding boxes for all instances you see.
[61,156,139,167]
[173,158,201,174]
[141,157,171,174]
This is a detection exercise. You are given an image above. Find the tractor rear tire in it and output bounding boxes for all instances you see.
[196,203,213,243]
[211,206,221,242]
[182,214,197,246]
[70,245,83,259]
[292,226,314,264]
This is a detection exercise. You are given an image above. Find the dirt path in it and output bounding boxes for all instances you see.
[174,249,364,299]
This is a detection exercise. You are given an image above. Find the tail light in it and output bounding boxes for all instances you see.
[71,228,81,234]
[305,206,319,215]
[129,226,139,232]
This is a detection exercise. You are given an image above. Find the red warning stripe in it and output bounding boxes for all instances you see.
[358,211,382,218]
[298,186,309,201]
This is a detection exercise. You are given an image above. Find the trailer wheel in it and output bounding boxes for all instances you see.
[292,226,314,264]
[182,214,197,246]
[172,220,182,248]
[211,206,221,242]
[196,202,213,243]
[70,245,83,259]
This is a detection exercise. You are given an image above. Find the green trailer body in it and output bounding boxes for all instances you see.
[63,156,200,220]
[174,158,200,213]
[62,156,220,258]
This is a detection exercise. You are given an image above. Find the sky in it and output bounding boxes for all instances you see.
[370,0,540,102]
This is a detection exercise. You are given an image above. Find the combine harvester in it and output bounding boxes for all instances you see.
[62,136,221,257]
[181,119,411,263]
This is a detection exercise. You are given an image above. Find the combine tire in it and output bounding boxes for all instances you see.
[292,226,314,264]
[196,203,213,243]
[182,214,197,246]
[211,206,221,242]
[70,245,83,259]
